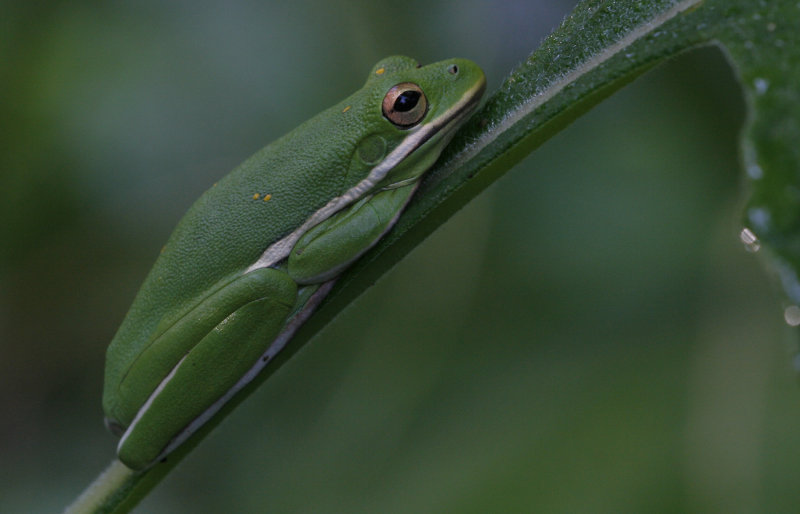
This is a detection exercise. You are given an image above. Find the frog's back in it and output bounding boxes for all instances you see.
[103,97,371,395]
[103,56,422,407]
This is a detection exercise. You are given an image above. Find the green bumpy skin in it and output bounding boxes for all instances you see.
[103,55,486,470]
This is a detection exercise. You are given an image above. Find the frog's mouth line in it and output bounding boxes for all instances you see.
[245,75,486,274]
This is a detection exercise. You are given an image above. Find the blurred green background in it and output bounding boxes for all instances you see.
[2,1,799,512]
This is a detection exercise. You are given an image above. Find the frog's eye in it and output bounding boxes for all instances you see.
[382,82,428,128]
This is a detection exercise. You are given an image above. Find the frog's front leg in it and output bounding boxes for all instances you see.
[115,267,298,470]
[288,183,418,284]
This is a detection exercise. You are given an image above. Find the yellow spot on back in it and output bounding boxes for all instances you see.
[263,194,272,202]
[252,193,260,200]
[375,67,385,75]
[342,105,351,113]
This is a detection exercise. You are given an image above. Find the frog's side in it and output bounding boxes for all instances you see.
[102,56,486,470]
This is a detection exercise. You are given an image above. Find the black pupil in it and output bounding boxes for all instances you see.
[394,90,420,112]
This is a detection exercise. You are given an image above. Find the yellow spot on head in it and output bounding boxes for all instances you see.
[375,67,385,75]
[263,194,272,202]
[342,105,351,113]
[252,193,260,200]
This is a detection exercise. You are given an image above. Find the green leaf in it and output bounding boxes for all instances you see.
[68,0,800,511]
[725,3,800,315]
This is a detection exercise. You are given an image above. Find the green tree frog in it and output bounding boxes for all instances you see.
[103,56,486,470]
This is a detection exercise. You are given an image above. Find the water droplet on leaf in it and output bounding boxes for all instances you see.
[747,207,771,231]
[785,305,800,326]
[747,163,763,179]
[739,227,761,252]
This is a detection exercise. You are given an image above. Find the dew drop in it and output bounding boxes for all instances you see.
[754,78,769,95]
[739,227,761,252]
[777,263,800,305]
[747,163,763,179]
[785,305,800,326]
[747,207,771,231]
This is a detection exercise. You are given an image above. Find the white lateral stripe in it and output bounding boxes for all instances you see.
[118,354,188,453]
[245,83,483,273]
[153,281,337,465]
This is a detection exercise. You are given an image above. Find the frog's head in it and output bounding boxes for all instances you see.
[344,55,486,187]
